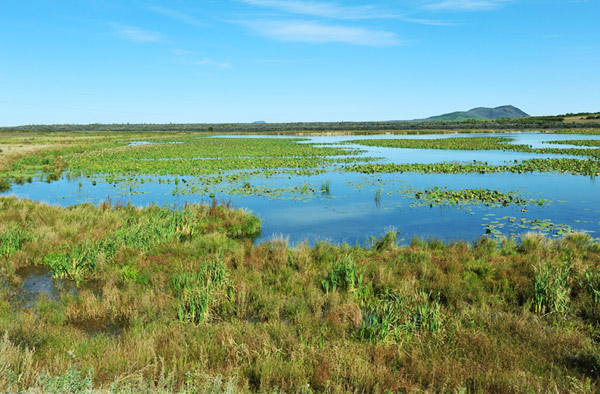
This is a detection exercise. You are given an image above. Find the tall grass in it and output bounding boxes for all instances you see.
[172,258,230,324]
[0,332,35,391]
[43,242,101,282]
[0,178,10,192]
[0,225,30,258]
[321,256,362,294]
[359,290,442,343]
[584,268,600,304]
[533,264,571,315]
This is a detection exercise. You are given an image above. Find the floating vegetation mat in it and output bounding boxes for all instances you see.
[345,158,600,176]
[407,186,546,208]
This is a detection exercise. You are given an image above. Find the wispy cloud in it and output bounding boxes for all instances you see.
[195,58,232,69]
[401,17,454,26]
[240,0,398,20]
[111,23,162,43]
[172,49,232,69]
[241,20,400,46]
[148,6,205,26]
[172,49,194,56]
[422,0,512,11]
[241,0,449,26]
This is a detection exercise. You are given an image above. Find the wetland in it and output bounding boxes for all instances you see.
[1,129,600,392]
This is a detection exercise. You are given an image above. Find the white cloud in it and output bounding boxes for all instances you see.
[148,6,205,26]
[240,0,398,20]
[242,20,400,46]
[112,23,162,43]
[422,0,512,11]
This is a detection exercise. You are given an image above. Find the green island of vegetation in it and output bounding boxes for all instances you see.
[407,186,546,208]
[345,158,600,176]
[1,197,600,393]
[547,139,600,148]
[346,136,600,160]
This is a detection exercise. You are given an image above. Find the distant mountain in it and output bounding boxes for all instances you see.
[422,105,529,121]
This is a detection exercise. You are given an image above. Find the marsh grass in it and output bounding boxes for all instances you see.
[584,268,600,304]
[374,188,382,208]
[172,258,230,324]
[0,178,10,192]
[0,224,31,259]
[1,197,600,392]
[320,180,331,196]
[533,264,571,315]
[321,256,362,294]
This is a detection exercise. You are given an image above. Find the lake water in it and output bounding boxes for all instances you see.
[2,132,599,245]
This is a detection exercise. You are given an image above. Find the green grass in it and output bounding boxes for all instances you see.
[533,264,571,315]
[43,243,100,282]
[584,268,600,304]
[321,255,362,294]
[172,258,230,324]
[0,177,10,192]
[0,225,31,259]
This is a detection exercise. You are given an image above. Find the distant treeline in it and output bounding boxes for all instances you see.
[2,115,599,133]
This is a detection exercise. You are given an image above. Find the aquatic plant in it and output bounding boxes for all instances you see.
[347,136,528,151]
[546,139,600,147]
[412,186,544,207]
[374,188,382,208]
[349,136,600,160]
[320,180,331,195]
[346,157,600,176]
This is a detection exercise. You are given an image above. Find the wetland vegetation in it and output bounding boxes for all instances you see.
[345,158,600,176]
[2,128,600,392]
[1,197,600,392]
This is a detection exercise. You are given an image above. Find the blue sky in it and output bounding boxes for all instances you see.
[0,0,598,125]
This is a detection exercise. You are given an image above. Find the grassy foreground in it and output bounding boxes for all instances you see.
[1,197,600,393]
